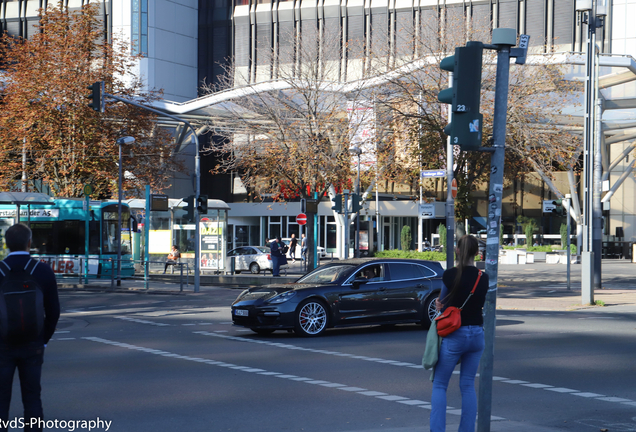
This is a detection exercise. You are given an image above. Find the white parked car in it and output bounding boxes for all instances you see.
[226,246,273,274]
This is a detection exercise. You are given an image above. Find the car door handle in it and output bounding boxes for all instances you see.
[379,287,387,291]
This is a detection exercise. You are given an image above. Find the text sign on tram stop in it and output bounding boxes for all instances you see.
[296,213,307,225]
[451,178,458,199]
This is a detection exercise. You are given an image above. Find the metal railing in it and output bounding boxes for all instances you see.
[35,255,191,292]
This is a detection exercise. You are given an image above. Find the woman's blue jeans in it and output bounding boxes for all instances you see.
[430,325,485,432]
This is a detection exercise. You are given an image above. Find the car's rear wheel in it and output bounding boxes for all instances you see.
[421,293,439,329]
[249,262,260,274]
[250,328,275,335]
[294,299,328,337]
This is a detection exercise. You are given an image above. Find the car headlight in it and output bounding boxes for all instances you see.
[267,291,296,304]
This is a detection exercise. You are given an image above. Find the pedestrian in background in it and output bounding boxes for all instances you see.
[163,245,180,274]
[430,235,489,432]
[270,236,287,276]
[300,233,307,261]
[289,234,298,263]
[0,224,60,432]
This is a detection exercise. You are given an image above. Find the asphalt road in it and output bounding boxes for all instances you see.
[5,278,635,432]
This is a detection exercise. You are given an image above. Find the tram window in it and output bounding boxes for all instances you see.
[89,221,99,254]
[102,208,132,254]
[31,223,55,254]
[60,221,84,255]
[30,221,83,255]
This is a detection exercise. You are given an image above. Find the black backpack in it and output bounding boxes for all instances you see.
[0,259,45,345]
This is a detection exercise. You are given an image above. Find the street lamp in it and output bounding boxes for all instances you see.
[117,136,135,287]
[349,146,362,258]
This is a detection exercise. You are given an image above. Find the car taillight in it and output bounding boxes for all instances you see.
[267,254,271,260]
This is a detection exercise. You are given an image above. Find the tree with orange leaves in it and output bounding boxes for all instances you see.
[0,2,180,198]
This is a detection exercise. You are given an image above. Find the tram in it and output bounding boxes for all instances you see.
[0,199,135,277]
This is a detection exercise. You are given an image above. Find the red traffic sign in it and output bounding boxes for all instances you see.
[451,178,458,199]
[296,213,307,225]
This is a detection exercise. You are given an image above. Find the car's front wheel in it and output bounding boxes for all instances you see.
[421,293,439,330]
[294,299,328,337]
[249,262,260,274]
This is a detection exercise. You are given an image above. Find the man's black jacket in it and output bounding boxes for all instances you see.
[0,252,60,345]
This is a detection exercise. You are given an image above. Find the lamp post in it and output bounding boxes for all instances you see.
[116,136,135,287]
[106,92,202,293]
[350,146,362,258]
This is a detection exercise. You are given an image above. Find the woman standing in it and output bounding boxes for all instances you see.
[430,235,489,432]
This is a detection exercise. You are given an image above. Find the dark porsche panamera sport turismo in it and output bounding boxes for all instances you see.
[231,258,445,337]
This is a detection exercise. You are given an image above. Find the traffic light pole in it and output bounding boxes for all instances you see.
[477,29,517,432]
[344,190,349,260]
[446,118,455,271]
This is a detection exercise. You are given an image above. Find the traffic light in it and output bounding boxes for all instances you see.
[331,194,343,214]
[551,200,565,216]
[183,195,195,222]
[351,193,362,213]
[197,194,208,214]
[87,81,104,112]
[438,41,484,151]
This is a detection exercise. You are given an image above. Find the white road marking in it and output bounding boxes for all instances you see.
[104,314,634,410]
[192,330,634,408]
[194,331,421,369]
[114,316,171,326]
[81,336,477,419]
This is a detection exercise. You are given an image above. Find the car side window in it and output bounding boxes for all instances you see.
[228,249,239,257]
[388,263,423,281]
[353,264,385,282]
[416,265,437,278]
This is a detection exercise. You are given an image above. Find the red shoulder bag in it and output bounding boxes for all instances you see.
[435,270,482,337]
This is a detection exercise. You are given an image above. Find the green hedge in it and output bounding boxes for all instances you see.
[372,250,448,261]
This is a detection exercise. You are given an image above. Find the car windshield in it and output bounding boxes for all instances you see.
[297,264,356,284]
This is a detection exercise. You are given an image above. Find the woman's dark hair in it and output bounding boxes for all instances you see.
[5,223,32,252]
[443,235,479,304]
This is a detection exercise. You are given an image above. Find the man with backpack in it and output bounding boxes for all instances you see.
[0,224,59,432]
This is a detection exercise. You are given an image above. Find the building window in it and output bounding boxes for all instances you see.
[132,0,148,56]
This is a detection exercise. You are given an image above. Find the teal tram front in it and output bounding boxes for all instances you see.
[0,199,135,277]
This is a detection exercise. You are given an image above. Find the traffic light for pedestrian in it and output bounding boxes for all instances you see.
[87,81,104,112]
[331,194,343,214]
[197,195,208,214]
[438,42,484,151]
[183,195,195,222]
[551,200,565,216]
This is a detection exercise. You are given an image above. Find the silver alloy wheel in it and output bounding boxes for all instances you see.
[427,296,438,323]
[296,300,328,336]
[249,262,260,274]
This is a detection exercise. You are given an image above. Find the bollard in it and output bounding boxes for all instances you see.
[79,257,83,285]
[110,258,115,288]
[179,263,184,292]
[230,256,236,275]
